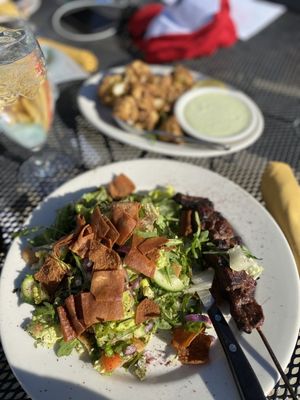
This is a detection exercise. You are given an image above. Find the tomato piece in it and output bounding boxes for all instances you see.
[100,353,123,373]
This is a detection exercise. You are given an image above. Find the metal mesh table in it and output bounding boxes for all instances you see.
[0,3,300,399]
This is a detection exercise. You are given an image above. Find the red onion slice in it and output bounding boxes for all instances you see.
[130,277,142,290]
[124,345,137,355]
[145,321,154,332]
[185,314,211,324]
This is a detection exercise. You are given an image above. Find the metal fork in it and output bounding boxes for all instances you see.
[114,117,230,151]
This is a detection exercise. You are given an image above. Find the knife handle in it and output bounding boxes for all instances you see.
[208,303,266,400]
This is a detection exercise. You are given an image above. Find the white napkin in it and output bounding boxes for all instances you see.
[145,0,220,39]
[230,0,286,41]
[144,0,286,41]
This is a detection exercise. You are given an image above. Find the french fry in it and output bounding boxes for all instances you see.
[20,95,42,124]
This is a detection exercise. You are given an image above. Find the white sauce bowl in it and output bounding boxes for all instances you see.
[175,87,260,144]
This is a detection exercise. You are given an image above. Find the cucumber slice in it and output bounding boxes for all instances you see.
[153,268,184,292]
[21,274,36,303]
[21,274,48,304]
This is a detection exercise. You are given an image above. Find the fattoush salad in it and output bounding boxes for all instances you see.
[18,173,264,379]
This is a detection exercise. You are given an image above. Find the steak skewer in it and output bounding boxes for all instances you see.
[174,192,264,333]
[257,328,298,400]
[174,193,298,400]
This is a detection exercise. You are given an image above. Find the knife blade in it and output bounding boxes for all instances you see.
[193,271,266,400]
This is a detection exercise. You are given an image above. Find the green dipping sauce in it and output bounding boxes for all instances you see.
[184,93,252,138]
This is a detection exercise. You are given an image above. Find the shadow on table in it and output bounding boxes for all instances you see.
[8,326,274,400]
[55,81,83,131]
[12,367,111,400]
[11,348,241,400]
[115,5,144,62]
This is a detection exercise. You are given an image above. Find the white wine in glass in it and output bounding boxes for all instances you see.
[0,19,73,181]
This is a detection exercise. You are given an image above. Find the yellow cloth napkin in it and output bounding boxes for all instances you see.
[0,1,20,17]
[261,161,300,275]
[38,37,99,73]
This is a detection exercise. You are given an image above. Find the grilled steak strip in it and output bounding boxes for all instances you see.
[174,193,264,333]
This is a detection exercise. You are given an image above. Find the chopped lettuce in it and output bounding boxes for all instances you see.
[148,185,175,201]
[185,212,209,260]
[75,187,111,218]
[134,229,158,238]
[127,353,147,380]
[136,186,180,237]
[140,279,155,299]
[56,338,83,357]
[123,291,135,319]
[72,253,91,290]
[155,293,182,329]
[93,318,144,348]
[138,202,159,233]
[30,204,76,247]
[26,303,61,348]
[153,245,190,292]
[156,291,201,330]
[185,321,207,333]
[27,324,60,349]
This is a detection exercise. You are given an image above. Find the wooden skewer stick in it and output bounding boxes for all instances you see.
[257,328,298,400]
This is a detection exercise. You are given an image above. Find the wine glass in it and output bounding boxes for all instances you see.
[0,19,74,182]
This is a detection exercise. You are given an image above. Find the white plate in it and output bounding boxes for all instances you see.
[77,66,264,158]
[0,159,299,400]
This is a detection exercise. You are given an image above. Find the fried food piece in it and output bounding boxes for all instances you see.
[172,65,195,89]
[172,326,214,365]
[159,116,184,144]
[129,84,160,130]
[102,62,195,138]
[131,84,155,109]
[124,60,152,84]
[135,298,160,324]
[162,115,183,135]
[147,74,172,96]
[144,75,173,112]
[98,74,128,106]
[113,92,159,131]
[113,96,139,125]
[162,65,195,105]
[134,82,164,112]
[135,108,160,131]
[167,81,187,104]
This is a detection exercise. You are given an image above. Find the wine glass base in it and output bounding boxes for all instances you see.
[18,150,76,184]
